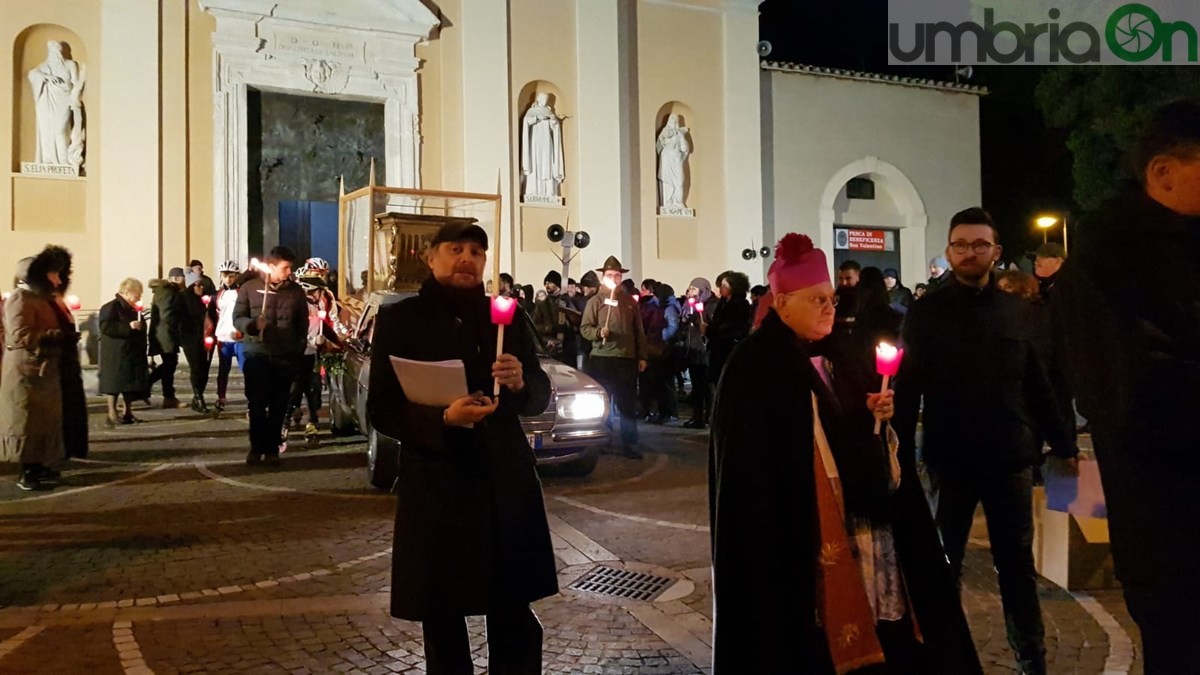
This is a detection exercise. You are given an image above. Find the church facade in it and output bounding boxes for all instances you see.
[0,0,981,307]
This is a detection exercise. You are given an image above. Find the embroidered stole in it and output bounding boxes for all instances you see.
[811,393,886,673]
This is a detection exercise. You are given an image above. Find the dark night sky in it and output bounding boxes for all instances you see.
[758,0,1075,257]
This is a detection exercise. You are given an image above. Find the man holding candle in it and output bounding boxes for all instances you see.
[710,233,979,674]
[893,207,1076,675]
[234,246,308,466]
[580,256,647,459]
[366,221,554,675]
[1056,100,1200,671]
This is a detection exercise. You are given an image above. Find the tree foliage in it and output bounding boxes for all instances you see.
[1036,67,1200,210]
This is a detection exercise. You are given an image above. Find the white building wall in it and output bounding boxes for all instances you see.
[762,68,982,289]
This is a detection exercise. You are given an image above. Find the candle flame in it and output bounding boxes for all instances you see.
[876,342,898,359]
[204,336,215,347]
[317,309,327,320]
[696,302,705,312]
[602,277,617,291]
[66,294,82,310]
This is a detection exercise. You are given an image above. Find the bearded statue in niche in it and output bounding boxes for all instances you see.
[28,41,87,173]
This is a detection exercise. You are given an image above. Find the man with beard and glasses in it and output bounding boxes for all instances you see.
[367,222,554,675]
[893,208,1077,675]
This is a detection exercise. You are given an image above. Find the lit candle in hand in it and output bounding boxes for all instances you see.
[66,294,82,311]
[874,342,904,434]
[201,295,212,307]
[491,295,518,396]
[601,278,619,345]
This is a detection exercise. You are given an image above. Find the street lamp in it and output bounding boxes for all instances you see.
[1035,214,1068,255]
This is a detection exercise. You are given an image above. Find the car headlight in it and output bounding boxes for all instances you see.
[557,393,607,421]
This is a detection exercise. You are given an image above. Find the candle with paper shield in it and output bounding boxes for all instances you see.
[201,295,211,307]
[66,294,81,311]
[491,295,518,396]
[600,277,619,345]
[873,342,904,434]
[204,336,215,348]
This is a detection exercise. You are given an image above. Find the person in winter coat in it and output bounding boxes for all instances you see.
[213,260,244,411]
[681,277,716,428]
[0,248,84,491]
[287,271,329,436]
[48,246,88,462]
[1056,100,1200,672]
[234,246,308,465]
[710,234,981,674]
[581,256,648,458]
[883,268,914,312]
[367,222,554,675]
[705,271,752,385]
[180,272,216,413]
[840,267,904,376]
[147,268,186,409]
[98,278,150,427]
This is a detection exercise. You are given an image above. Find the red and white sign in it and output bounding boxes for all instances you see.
[844,229,887,251]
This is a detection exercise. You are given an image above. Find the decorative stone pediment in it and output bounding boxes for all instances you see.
[200,0,436,265]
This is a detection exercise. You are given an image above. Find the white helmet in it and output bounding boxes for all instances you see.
[305,257,330,272]
[218,260,240,273]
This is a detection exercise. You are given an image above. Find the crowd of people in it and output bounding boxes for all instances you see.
[2,248,346,490]
[364,100,1199,674]
[4,99,1196,673]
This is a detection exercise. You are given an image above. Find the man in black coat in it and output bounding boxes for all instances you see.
[704,270,751,385]
[146,268,186,409]
[367,222,554,675]
[894,208,1076,675]
[234,246,308,466]
[1056,100,1200,672]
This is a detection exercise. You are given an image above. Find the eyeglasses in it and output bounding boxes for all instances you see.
[788,293,839,309]
[949,240,997,255]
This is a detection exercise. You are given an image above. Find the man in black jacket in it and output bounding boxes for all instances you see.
[367,222,554,675]
[147,267,186,409]
[894,208,1076,675]
[234,246,308,466]
[1056,100,1200,672]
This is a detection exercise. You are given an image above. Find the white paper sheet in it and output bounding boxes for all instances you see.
[389,356,469,406]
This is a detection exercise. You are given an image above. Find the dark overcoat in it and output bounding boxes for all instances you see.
[98,295,150,396]
[709,313,980,674]
[367,277,556,620]
[1056,191,1200,588]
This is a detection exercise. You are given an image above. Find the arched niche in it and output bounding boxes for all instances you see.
[12,24,88,173]
[653,101,696,212]
[514,80,571,204]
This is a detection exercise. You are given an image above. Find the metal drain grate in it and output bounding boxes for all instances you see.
[568,565,674,601]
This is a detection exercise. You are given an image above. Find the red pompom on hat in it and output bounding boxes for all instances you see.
[767,233,830,294]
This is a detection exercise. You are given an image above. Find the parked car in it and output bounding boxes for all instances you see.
[328,291,610,488]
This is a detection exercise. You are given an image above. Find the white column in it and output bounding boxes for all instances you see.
[459,0,514,273]
[99,0,161,290]
[576,0,628,268]
[722,2,764,278]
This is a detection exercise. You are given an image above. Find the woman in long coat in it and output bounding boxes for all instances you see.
[98,278,150,426]
[0,249,71,490]
[48,246,88,460]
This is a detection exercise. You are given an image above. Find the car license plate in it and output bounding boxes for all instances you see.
[526,433,542,450]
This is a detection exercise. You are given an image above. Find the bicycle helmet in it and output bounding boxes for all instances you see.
[217,260,240,273]
[305,257,330,272]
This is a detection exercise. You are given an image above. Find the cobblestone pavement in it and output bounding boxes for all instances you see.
[0,377,1143,673]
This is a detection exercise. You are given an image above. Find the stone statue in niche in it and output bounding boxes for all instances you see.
[521,92,565,205]
[25,41,87,177]
[656,114,693,217]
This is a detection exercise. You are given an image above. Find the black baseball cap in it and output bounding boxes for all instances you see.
[430,221,488,251]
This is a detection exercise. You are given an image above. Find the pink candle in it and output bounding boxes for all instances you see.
[204,336,215,348]
[696,301,705,313]
[201,295,211,307]
[873,342,904,433]
[491,295,518,395]
[134,300,144,312]
[317,309,328,321]
[687,297,696,308]
[66,294,82,311]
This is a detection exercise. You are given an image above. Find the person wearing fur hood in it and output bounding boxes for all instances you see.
[0,246,87,490]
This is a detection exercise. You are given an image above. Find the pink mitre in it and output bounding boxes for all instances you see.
[767,233,830,294]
